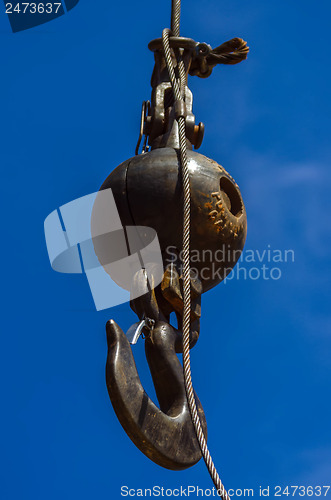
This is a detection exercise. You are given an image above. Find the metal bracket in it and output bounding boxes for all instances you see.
[135,35,248,154]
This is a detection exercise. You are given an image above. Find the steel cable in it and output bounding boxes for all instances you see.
[171,0,181,37]
[162,8,231,499]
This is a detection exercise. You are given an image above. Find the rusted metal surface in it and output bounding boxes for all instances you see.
[97,147,247,293]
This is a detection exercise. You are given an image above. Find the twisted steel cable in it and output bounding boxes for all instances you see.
[171,0,181,37]
[162,22,230,500]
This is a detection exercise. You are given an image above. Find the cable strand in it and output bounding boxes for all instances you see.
[171,0,181,37]
[162,19,230,500]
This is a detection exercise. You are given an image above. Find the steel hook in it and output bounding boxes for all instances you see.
[105,265,207,470]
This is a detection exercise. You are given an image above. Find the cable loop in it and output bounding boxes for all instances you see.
[190,37,249,78]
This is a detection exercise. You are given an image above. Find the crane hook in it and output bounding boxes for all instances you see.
[105,265,207,470]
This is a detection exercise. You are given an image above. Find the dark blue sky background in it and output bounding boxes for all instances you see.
[1,1,330,499]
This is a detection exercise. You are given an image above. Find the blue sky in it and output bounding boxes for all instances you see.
[1,1,330,499]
